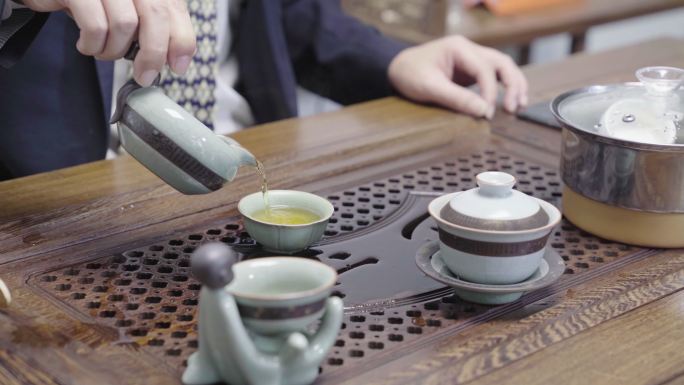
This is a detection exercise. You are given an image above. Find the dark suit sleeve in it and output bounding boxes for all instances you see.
[0,5,49,69]
[282,0,409,105]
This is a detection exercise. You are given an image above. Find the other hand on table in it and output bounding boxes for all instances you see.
[388,35,528,119]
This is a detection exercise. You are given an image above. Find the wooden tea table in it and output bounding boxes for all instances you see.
[1,38,683,385]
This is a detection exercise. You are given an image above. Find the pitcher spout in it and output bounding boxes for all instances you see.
[219,136,257,168]
[235,145,258,168]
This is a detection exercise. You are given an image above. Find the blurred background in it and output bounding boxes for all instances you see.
[299,0,684,116]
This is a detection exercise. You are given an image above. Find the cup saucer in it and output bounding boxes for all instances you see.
[415,241,565,305]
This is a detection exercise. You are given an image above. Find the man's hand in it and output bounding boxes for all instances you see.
[22,0,196,86]
[388,36,528,119]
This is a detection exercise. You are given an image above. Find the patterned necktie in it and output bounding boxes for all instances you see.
[160,0,218,129]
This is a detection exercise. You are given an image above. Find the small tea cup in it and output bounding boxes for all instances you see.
[238,190,334,253]
[227,257,338,335]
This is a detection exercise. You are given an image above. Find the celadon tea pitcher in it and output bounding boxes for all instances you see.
[110,78,257,195]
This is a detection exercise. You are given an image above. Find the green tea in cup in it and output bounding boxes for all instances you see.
[238,190,334,253]
[251,206,321,225]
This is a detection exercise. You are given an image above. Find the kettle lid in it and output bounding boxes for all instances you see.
[553,66,684,146]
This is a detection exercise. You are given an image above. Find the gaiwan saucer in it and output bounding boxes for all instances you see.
[415,241,565,305]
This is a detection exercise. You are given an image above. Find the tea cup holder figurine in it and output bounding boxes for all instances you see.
[184,243,343,385]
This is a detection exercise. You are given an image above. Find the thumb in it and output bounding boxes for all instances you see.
[286,332,309,351]
[424,78,494,119]
[280,332,309,362]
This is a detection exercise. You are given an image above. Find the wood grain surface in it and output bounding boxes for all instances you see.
[333,249,684,384]
[0,38,683,384]
[469,287,684,385]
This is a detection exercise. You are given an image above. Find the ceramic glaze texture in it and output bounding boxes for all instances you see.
[119,126,211,194]
[117,85,256,194]
[128,87,238,176]
[415,242,565,305]
[185,289,343,385]
[445,249,544,284]
[429,191,562,285]
[227,257,337,335]
[238,190,335,253]
[441,172,548,231]
[184,251,343,385]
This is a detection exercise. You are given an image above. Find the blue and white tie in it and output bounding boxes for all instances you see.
[160,0,218,129]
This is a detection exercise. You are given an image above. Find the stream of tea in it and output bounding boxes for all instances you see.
[251,161,321,225]
[255,160,270,209]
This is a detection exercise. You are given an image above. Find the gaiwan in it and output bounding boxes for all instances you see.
[427,171,561,285]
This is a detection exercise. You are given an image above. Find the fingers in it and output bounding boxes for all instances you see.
[477,69,498,108]
[448,38,497,113]
[97,0,139,61]
[35,0,194,86]
[66,0,109,56]
[132,0,171,86]
[447,36,528,114]
[457,49,497,108]
[167,0,196,74]
[425,73,493,119]
[388,35,528,119]
[482,48,529,112]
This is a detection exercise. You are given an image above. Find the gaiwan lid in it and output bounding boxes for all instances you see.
[440,172,548,231]
[553,66,684,145]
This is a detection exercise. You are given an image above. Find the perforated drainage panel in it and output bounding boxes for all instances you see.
[31,150,640,375]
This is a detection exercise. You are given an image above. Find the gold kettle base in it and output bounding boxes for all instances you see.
[563,186,684,248]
